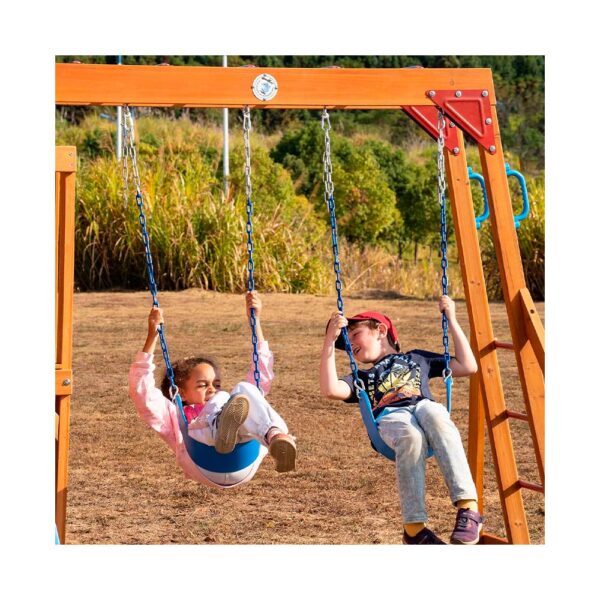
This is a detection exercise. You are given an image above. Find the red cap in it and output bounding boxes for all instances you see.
[334,311,399,351]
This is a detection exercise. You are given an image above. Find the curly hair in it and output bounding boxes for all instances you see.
[348,319,400,351]
[160,356,221,400]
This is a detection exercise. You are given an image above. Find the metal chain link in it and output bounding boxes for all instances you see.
[242,107,262,392]
[121,106,179,403]
[436,110,453,402]
[321,110,366,396]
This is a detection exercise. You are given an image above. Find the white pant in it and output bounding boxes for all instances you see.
[187,381,288,487]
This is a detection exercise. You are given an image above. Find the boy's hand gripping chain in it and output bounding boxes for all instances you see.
[437,110,453,413]
[242,107,262,393]
[121,107,184,416]
[321,109,395,461]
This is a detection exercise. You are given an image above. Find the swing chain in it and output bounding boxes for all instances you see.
[436,110,453,386]
[121,106,178,398]
[321,110,364,396]
[242,107,262,392]
[321,109,334,198]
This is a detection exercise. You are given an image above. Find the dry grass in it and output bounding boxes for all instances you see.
[65,291,544,544]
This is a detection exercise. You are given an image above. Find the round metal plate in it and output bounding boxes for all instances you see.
[252,73,278,101]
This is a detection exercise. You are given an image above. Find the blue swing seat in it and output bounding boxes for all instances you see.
[175,396,261,473]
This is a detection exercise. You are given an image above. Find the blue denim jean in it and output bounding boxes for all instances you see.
[377,400,477,523]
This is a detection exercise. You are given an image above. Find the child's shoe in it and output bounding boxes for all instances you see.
[402,527,446,545]
[268,432,297,473]
[450,508,483,545]
[214,394,249,454]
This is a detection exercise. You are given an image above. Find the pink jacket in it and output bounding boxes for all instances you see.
[127,341,274,486]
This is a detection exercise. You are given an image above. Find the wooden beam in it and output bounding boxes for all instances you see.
[55,369,73,395]
[479,112,545,486]
[55,146,76,172]
[445,130,530,544]
[55,146,76,545]
[518,287,545,375]
[467,346,485,514]
[55,64,497,109]
[479,533,509,544]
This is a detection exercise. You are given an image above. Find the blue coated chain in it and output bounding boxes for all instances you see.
[436,110,453,411]
[321,110,364,393]
[122,107,179,406]
[242,107,262,392]
[321,110,395,461]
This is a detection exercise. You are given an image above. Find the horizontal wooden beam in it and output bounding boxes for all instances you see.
[56,64,497,109]
[479,533,509,544]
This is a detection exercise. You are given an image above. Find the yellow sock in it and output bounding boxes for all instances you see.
[457,499,478,511]
[404,523,425,537]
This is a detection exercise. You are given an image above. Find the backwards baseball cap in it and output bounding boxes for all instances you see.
[333,311,399,351]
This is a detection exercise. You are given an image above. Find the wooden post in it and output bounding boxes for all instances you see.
[479,109,545,486]
[55,146,76,544]
[467,337,485,514]
[444,130,530,543]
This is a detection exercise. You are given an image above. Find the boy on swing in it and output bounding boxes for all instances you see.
[319,295,483,544]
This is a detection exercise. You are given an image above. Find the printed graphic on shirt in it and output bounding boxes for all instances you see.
[343,350,446,414]
[369,355,421,408]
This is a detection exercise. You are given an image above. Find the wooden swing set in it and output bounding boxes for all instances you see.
[55,62,544,544]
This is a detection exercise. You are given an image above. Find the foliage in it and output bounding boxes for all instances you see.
[56,112,544,300]
[57,116,329,293]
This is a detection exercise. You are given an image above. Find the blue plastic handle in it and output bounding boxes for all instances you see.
[505,163,530,229]
[468,163,529,229]
[468,166,489,229]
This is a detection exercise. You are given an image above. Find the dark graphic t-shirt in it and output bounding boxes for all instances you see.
[341,350,449,417]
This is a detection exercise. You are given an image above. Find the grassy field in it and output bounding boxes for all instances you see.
[65,290,544,544]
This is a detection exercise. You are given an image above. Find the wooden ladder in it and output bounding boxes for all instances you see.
[446,125,545,544]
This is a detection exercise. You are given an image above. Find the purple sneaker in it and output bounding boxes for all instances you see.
[403,527,446,545]
[450,508,483,545]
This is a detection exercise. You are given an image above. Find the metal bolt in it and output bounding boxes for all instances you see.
[485,117,492,125]
[449,122,456,128]
[63,379,71,386]
[427,90,436,98]
[482,90,489,97]
[455,90,462,98]
[489,145,496,153]
[452,147,460,155]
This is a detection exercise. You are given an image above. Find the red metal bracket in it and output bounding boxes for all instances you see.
[402,105,460,153]
[427,89,496,153]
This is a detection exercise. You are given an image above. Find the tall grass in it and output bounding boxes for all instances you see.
[57,115,541,300]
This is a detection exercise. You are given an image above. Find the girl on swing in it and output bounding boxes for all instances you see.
[128,290,297,488]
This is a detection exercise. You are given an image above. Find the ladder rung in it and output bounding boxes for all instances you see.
[479,533,509,544]
[518,480,544,494]
[494,340,514,350]
[506,410,528,422]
